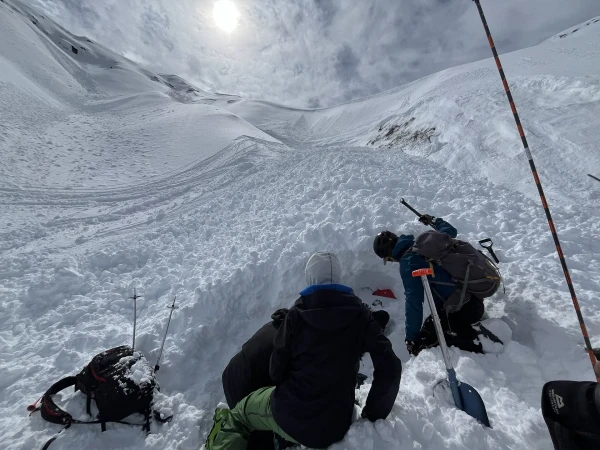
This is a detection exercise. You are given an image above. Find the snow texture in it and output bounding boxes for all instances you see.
[119,353,154,388]
[1,0,600,449]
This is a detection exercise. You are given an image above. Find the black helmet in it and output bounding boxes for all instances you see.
[373,231,398,259]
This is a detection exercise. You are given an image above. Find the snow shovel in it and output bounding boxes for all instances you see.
[412,268,491,427]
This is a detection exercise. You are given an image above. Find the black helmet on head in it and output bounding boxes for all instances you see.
[373,231,398,259]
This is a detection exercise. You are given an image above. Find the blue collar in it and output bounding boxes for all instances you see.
[300,284,353,296]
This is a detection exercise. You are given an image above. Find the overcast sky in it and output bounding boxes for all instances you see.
[30,0,600,108]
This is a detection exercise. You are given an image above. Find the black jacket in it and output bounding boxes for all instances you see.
[270,285,402,449]
[222,309,289,408]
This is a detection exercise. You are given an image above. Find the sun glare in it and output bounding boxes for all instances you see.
[213,0,240,33]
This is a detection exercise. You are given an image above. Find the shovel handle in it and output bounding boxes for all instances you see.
[478,238,493,249]
[412,268,433,277]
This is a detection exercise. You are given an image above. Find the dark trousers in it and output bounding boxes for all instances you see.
[420,298,485,353]
[542,381,600,450]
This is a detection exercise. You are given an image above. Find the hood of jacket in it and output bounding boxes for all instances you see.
[294,285,363,332]
[305,251,342,285]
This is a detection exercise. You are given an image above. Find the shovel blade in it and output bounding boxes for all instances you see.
[458,381,491,427]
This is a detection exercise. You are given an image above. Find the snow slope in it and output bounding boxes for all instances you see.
[225,17,600,206]
[2,0,600,449]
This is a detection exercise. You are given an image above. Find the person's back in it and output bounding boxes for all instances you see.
[206,251,401,450]
[270,252,402,448]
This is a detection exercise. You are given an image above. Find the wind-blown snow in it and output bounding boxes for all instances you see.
[1,0,600,449]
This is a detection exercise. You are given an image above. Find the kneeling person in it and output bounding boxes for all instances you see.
[373,215,501,355]
[207,251,402,450]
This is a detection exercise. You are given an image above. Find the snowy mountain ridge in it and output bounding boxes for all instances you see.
[546,15,600,41]
[2,0,600,449]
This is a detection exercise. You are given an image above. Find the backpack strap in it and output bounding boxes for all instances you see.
[39,376,78,426]
[85,395,92,416]
[41,424,71,450]
[456,262,471,311]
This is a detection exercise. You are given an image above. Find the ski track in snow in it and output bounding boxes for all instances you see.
[2,0,600,449]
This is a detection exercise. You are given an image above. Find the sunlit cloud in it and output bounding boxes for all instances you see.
[30,0,600,108]
[213,0,239,33]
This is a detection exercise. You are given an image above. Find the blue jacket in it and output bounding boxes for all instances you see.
[392,218,458,341]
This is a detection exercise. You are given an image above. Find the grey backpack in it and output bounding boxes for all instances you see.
[411,230,501,313]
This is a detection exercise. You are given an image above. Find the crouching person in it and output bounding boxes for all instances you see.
[206,251,402,450]
[221,309,292,450]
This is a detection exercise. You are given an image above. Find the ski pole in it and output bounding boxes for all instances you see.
[472,0,599,380]
[155,295,178,373]
[130,288,141,352]
[588,174,600,184]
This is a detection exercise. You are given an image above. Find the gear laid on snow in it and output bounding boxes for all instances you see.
[29,346,172,449]
[28,290,176,449]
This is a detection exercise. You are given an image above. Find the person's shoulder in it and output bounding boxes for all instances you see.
[401,251,426,270]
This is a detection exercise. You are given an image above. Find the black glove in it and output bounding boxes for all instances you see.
[361,408,369,420]
[271,308,290,328]
[405,339,423,356]
[418,214,435,226]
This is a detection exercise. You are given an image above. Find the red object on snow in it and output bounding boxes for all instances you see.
[372,289,397,299]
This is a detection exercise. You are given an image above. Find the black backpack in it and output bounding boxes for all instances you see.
[411,230,502,313]
[29,346,172,449]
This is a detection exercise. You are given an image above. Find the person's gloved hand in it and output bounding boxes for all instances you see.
[405,339,423,356]
[418,214,435,226]
[271,308,290,328]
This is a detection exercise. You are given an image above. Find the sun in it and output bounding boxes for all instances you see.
[213,0,240,33]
